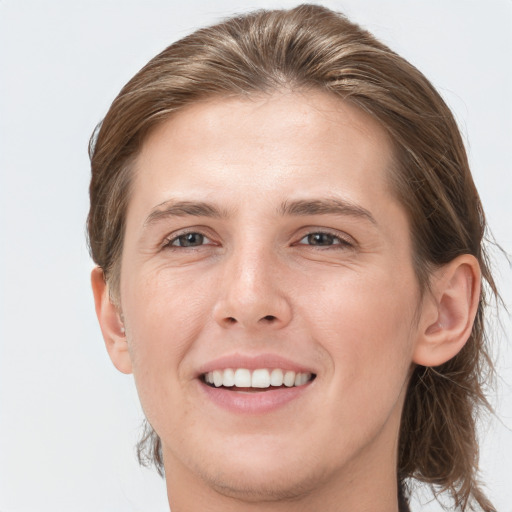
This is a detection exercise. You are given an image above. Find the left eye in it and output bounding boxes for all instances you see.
[169,232,210,247]
[298,232,348,246]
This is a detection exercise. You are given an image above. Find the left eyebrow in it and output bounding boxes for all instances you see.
[278,198,377,225]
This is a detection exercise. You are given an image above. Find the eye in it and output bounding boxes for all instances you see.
[166,232,211,248]
[298,232,352,247]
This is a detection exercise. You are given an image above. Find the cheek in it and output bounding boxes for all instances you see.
[124,266,213,343]
[307,268,419,404]
[120,269,214,406]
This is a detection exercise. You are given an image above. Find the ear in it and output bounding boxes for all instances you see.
[91,267,133,374]
[413,254,481,367]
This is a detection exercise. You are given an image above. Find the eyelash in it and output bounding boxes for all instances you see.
[162,229,354,250]
[296,231,354,248]
[163,230,214,249]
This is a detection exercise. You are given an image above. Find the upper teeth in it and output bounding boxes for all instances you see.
[204,368,312,388]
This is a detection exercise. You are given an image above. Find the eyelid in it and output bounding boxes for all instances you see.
[158,225,355,249]
[161,227,217,249]
[295,228,356,247]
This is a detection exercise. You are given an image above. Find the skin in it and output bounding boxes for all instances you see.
[92,91,481,511]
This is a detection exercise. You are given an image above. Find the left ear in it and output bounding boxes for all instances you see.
[413,254,481,367]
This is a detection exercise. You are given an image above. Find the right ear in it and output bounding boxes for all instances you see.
[91,267,132,374]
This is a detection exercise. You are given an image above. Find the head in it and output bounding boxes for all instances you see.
[88,4,496,511]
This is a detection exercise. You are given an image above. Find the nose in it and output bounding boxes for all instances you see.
[213,249,293,330]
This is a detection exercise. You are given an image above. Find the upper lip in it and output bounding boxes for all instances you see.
[196,352,317,377]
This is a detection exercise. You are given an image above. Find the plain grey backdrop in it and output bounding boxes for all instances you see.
[1,1,511,510]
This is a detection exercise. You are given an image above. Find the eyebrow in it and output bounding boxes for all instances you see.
[144,200,229,227]
[144,197,377,227]
[279,198,377,225]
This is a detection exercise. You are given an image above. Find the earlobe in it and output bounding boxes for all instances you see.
[91,267,133,374]
[413,255,481,367]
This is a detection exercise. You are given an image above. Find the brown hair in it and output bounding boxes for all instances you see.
[88,5,497,510]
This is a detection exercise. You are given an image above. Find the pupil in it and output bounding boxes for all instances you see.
[181,233,204,246]
[309,233,333,245]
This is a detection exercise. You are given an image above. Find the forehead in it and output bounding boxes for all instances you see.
[131,91,395,208]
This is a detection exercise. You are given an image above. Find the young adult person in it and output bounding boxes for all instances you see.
[88,5,498,511]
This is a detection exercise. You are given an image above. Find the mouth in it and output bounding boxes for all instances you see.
[201,368,316,391]
[197,354,318,413]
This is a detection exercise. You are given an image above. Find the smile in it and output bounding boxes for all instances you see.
[202,368,315,389]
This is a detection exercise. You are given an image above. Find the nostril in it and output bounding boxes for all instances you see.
[226,317,237,324]
[262,315,277,322]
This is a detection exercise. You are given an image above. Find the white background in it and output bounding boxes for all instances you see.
[0,1,511,511]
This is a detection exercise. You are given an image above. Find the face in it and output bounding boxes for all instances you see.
[117,92,425,501]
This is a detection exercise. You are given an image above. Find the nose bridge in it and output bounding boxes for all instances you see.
[214,237,292,329]
[231,242,269,294]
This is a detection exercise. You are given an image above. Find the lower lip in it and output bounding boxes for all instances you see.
[199,380,313,414]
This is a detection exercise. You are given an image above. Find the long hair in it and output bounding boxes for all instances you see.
[88,5,497,510]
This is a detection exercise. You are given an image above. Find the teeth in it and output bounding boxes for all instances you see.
[299,373,310,385]
[234,368,251,387]
[283,370,295,387]
[270,368,283,386]
[213,370,223,387]
[204,368,313,389]
[222,368,235,387]
[251,369,270,388]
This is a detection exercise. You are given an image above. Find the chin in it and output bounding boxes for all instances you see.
[197,459,324,503]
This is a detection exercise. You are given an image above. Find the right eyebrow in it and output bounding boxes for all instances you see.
[143,200,230,228]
